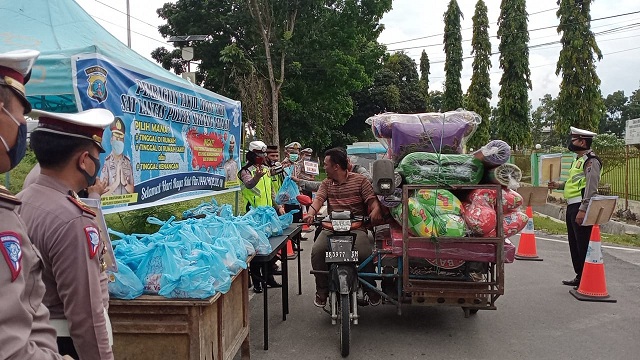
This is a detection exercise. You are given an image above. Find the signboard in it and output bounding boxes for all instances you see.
[303,160,319,175]
[72,54,242,214]
[538,153,562,184]
[626,118,640,145]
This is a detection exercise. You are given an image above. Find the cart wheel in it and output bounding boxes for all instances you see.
[462,307,479,318]
[340,294,350,357]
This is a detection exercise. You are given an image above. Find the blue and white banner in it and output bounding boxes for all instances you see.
[72,54,242,213]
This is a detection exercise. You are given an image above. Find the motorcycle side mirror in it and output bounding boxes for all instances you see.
[296,194,313,206]
[371,159,396,196]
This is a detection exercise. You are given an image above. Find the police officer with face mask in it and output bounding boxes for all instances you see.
[18,109,115,360]
[100,117,134,195]
[548,126,602,288]
[0,49,72,360]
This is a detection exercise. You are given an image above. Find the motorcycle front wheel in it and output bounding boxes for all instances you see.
[340,293,350,357]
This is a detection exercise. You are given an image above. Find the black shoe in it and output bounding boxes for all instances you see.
[266,279,282,288]
[562,277,580,286]
[253,286,263,293]
[272,270,282,275]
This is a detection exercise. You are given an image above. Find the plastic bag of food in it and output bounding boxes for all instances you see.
[275,176,300,205]
[159,265,216,299]
[107,259,144,300]
[135,242,186,295]
[397,152,484,185]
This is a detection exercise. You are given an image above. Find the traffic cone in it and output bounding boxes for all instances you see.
[514,206,543,261]
[570,225,617,303]
[286,239,297,260]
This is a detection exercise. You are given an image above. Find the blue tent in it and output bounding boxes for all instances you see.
[0,0,205,112]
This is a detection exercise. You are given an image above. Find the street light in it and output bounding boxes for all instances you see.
[167,35,209,75]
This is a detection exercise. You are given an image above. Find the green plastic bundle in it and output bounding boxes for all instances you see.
[397,152,484,185]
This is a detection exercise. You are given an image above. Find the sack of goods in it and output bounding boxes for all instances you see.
[462,188,529,238]
[397,152,484,185]
[390,189,466,237]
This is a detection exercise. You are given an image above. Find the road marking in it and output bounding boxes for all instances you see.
[513,234,640,253]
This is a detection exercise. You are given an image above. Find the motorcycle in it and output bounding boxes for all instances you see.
[298,195,367,358]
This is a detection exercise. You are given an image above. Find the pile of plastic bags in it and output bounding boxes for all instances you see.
[107,200,297,300]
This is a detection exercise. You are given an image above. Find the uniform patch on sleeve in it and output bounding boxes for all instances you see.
[0,232,23,281]
[84,226,101,259]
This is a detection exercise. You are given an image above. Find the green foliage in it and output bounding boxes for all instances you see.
[623,89,640,121]
[466,0,492,149]
[592,132,625,151]
[600,90,628,137]
[555,0,604,136]
[419,50,430,108]
[443,0,464,111]
[6,149,38,194]
[428,90,444,113]
[495,0,531,148]
[531,94,562,148]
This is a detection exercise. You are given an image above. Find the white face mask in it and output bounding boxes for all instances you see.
[111,139,125,155]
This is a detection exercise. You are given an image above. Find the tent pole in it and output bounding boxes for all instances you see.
[126,0,131,48]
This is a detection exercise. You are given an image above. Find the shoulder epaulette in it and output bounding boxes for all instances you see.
[67,190,96,216]
[0,185,20,206]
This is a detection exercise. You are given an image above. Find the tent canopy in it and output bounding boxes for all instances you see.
[0,0,200,112]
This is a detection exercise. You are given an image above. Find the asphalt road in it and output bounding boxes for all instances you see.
[241,230,640,360]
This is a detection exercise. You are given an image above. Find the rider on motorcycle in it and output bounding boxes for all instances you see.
[303,147,384,307]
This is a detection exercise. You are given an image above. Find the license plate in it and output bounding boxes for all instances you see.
[325,250,359,263]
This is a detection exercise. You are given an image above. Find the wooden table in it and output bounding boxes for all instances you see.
[109,267,250,360]
[251,224,302,350]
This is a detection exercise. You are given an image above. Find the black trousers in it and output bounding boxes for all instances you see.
[565,203,593,279]
[57,337,79,359]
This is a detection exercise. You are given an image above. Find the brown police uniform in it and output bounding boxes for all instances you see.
[0,186,64,360]
[18,175,113,360]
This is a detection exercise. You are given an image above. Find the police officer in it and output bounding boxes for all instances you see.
[266,145,283,194]
[18,109,115,360]
[0,49,71,360]
[239,140,282,292]
[100,116,134,195]
[548,126,601,288]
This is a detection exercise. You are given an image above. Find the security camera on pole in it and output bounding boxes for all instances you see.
[167,35,209,83]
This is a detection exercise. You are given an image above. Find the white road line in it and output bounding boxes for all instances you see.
[513,234,640,253]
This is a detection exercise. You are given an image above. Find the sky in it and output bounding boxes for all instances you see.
[75,0,640,109]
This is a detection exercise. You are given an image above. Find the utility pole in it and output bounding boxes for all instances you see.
[126,0,131,48]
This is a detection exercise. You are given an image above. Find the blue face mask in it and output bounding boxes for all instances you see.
[111,139,125,155]
[0,107,27,170]
[289,153,299,162]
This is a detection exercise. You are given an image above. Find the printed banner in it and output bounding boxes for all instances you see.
[72,54,242,213]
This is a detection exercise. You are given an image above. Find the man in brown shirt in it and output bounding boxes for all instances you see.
[0,49,71,360]
[18,109,115,360]
[304,147,383,307]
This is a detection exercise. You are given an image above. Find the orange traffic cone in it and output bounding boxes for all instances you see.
[514,206,543,261]
[286,239,297,260]
[570,225,616,302]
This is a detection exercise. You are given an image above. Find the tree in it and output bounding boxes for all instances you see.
[442,0,463,111]
[466,0,492,149]
[495,0,531,148]
[419,50,430,109]
[600,90,627,136]
[623,88,640,122]
[531,94,560,148]
[428,90,444,112]
[555,0,604,137]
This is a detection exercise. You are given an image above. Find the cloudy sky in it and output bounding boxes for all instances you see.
[76,0,640,108]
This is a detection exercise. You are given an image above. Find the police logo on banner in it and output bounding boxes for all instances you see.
[84,226,101,259]
[0,232,22,281]
[84,66,108,103]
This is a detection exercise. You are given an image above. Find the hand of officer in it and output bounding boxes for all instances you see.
[576,210,586,225]
[255,166,266,178]
[547,181,559,190]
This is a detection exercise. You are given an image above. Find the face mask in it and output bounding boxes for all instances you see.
[78,153,101,187]
[289,153,299,162]
[0,107,27,170]
[567,139,588,152]
[255,156,265,166]
[111,139,125,155]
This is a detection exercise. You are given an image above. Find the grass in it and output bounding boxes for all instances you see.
[534,214,640,247]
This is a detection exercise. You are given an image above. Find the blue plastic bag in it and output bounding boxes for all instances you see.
[159,265,216,299]
[107,259,144,300]
[187,248,232,293]
[275,176,300,205]
[135,242,186,295]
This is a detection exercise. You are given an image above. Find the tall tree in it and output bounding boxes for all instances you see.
[531,94,560,148]
[428,90,444,112]
[466,0,492,149]
[419,50,431,109]
[623,88,640,121]
[495,0,531,148]
[600,90,627,136]
[443,0,463,111]
[555,0,603,136]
